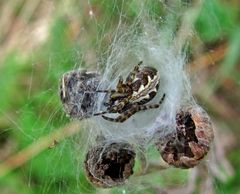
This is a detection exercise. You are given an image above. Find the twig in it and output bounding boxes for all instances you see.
[189,43,227,72]
[0,121,81,178]
[135,159,169,176]
[196,92,239,120]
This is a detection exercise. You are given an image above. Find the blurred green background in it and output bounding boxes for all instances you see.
[0,0,239,193]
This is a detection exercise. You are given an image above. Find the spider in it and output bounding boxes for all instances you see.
[94,61,165,122]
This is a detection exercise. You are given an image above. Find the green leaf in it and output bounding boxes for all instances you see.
[195,0,236,42]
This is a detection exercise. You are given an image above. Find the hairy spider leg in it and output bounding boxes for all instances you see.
[93,95,132,117]
[118,75,123,84]
[93,111,108,116]
[115,95,132,112]
[116,75,125,92]
[102,105,139,122]
[135,60,143,70]
[102,93,166,123]
[126,61,143,84]
[138,93,165,111]
[95,89,116,93]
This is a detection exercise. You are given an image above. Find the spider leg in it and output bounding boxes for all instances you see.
[134,61,143,71]
[126,61,143,84]
[101,94,166,123]
[159,93,165,105]
[138,93,166,111]
[102,105,139,123]
[116,75,125,91]
[95,89,116,93]
[116,96,132,111]
[118,76,123,84]
[93,111,108,116]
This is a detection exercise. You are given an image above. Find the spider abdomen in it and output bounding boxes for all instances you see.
[130,66,159,104]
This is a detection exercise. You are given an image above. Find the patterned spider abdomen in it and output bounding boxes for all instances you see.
[130,66,159,104]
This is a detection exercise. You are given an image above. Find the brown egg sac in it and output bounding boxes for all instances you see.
[59,70,100,120]
[84,141,136,188]
[156,106,214,169]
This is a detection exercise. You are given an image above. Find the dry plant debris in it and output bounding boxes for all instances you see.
[84,141,136,188]
[156,106,214,168]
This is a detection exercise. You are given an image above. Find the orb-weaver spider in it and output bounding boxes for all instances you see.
[94,61,165,122]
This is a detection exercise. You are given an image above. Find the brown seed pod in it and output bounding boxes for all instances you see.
[84,141,136,188]
[59,70,100,120]
[156,106,214,169]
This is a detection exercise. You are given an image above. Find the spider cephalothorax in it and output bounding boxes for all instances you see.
[94,61,165,122]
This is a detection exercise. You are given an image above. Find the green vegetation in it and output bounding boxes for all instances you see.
[0,0,239,193]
